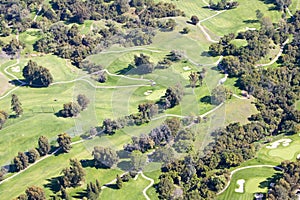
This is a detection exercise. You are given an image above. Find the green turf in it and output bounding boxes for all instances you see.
[218,167,281,200]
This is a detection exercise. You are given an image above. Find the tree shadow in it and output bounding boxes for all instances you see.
[44,177,61,194]
[243,19,259,24]
[105,184,119,190]
[258,172,283,189]
[73,190,87,199]
[117,150,130,159]
[116,64,135,75]
[9,80,26,87]
[80,159,95,168]
[200,96,212,104]
[201,51,212,57]
[117,160,132,171]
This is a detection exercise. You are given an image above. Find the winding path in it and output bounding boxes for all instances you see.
[141,171,154,200]
[217,165,283,195]
[255,39,289,68]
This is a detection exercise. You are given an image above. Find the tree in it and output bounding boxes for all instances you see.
[13,152,29,172]
[25,186,46,200]
[92,146,119,168]
[211,85,232,105]
[116,174,123,189]
[181,27,190,34]
[77,94,90,110]
[256,9,264,21]
[22,60,53,87]
[102,119,122,135]
[0,167,6,181]
[0,110,8,129]
[130,150,147,171]
[11,94,23,117]
[191,15,199,25]
[134,53,154,74]
[61,159,85,188]
[38,136,50,156]
[27,149,40,163]
[57,133,72,153]
[189,72,199,88]
[60,102,81,117]
[165,118,181,136]
[87,180,101,200]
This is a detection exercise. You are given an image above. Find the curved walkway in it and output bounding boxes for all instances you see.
[141,171,155,200]
[217,165,283,195]
[255,39,289,68]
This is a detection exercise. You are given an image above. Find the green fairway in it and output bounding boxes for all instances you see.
[257,134,300,163]
[218,167,281,200]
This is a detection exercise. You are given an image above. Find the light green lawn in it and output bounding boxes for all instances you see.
[218,167,281,200]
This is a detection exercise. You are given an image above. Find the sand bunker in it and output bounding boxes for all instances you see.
[144,90,153,96]
[183,66,191,71]
[297,154,300,160]
[11,66,20,73]
[245,27,256,31]
[235,179,245,193]
[266,139,292,149]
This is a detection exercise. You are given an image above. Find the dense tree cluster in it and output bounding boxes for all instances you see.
[13,152,29,172]
[57,133,72,153]
[77,94,90,111]
[59,102,81,118]
[22,60,53,87]
[157,12,300,199]
[2,38,25,56]
[133,53,155,74]
[15,186,46,200]
[61,159,85,188]
[208,0,239,10]
[124,124,172,153]
[268,160,300,200]
[92,146,119,168]
[159,84,184,109]
[86,180,101,200]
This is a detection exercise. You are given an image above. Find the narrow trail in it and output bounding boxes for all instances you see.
[33,5,43,22]
[217,165,283,195]
[99,48,162,54]
[255,39,289,68]
[286,7,293,17]
[141,171,154,200]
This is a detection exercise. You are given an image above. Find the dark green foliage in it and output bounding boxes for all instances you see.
[138,102,158,120]
[0,110,8,129]
[77,94,90,110]
[27,149,40,163]
[13,152,29,172]
[208,0,239,10]
[25,186,46,200]
[11,94,23,117]
[60,102,81,118]
[130,150,147,171]
[86,180,101,200]
[191,15,199,25]
[181,27,190,34]
[22,60,53,87]
[61,159,85,188]
[268,160,300,199]
[164,118,181,136]
[38,136,50,156]
[160,84,184,109]
[102,118,123,135]
[134,53,155,74]
[93,146,119,168]
[2,38,25,56]
[116,174,123,189]
[57,133,72,153]
[124,124,172,152]
[211,85,232,105]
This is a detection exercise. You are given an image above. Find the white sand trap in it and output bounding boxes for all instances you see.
[11,66,20,73]
[183,66,191,71]
[245,27,256,31]
[297,154,300,160]
[266,139,292,149]
[144,90,153,96]
[235,179,245,193]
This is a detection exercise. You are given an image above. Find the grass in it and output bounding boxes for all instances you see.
[218,167,281,200]
[202,0,282,35]
[257,134,300,164]
[289,0,300,14]
[100,175,149,200]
